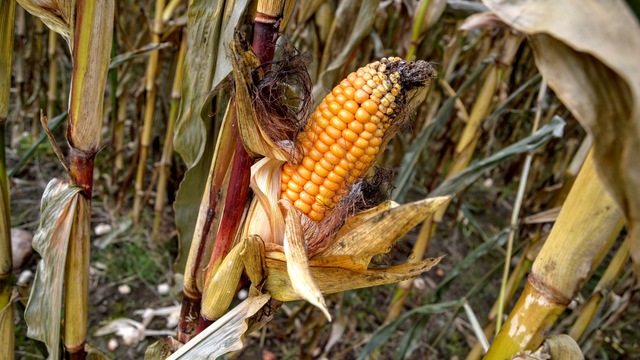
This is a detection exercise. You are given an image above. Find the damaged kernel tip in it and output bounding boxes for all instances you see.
[281,58,435,222]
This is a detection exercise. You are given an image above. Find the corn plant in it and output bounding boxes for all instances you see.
[0,2,17,359]
[14,1,114,358]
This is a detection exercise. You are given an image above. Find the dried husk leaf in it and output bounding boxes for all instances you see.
[483,0,640,278]
[260,197,447,308]
[230,38,293,161]
[25,179,83,360]
[166,293,270,360]
[15,0,74,44]
[280,200,330,320]
[243,157,286,245]
[315,196,450,265]
[264,257,442,302]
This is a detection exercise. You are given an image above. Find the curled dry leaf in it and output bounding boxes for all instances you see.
[16,0,74,44]
[24,179,84,360]
[483,0,640,278]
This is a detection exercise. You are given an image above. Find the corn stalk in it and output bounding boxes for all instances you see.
[16,1,114,358]
[133,0,167,223]
[484,153,623,357]
[153,32,186,239]
[0,2,17,359]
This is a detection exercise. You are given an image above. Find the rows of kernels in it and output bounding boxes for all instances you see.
[281,58,404,222]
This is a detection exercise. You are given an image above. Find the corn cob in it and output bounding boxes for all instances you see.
[281,57,432,222]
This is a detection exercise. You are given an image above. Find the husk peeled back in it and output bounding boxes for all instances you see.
[244,154,449,318]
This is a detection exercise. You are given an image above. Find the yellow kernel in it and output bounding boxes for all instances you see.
[360,131,374,140]
[340,80,351,88]
[319,157,334,171]
[334,165,348,178]
[353,77,366,89]
[344,100,359,114]
[302,157,315,171]
[314,161,330,176]
[366,146,380,156]
[311,123,324,135]
[391,88,399,96]
[338,109,354,123]
[281,182,288,192]
[304,182,319,196]
[315,141,329,154]
[354,161,368,171]
[343,87,355,100]
[301,138,314,151]
[381,98,390,107]
[283,165,295,176]
[364,122,378,133]
[354,138,369,149]
[307,210,323,222]
[324,151,340,165]
[355,108,371,123]
[362,99,378,114]
[311,172,324,185]
[318,187,335,199]
[386,107,394,115]
[311,202,327,213]
[363,73,372,81]
[331,87,342,96]
[346,152,359,164]
[323,178,340,191]
[385,93,395,102]
[347,73,357,84]
[308,148,323,161]
[342,128,359,143]
[285,188,300,201]
[338,159,350,172]
[329,101,341,115]
[326,125,342,140]
[316,115,330,129]
[375,110,385,119]
[348,121,364,133]
[329,116,347,130]
[294,199,312,213]
[366,79,377,89]
[316,194,333,206]
[370,95,380,104]
[322,108,333,119]
[337,138,352,149]
[330,143,346,158]
[301,191,316,205]
[354,89,369,103]
[362,85,373,94]
[287,180,302,193]
[319,132,336,146]
[356,69,365,77]
[336,94,347,105]
[371,115,381,124]
[327,171,343,184]
[292,172,307,186]
[349,146,365,158]
[370,137,383,147]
